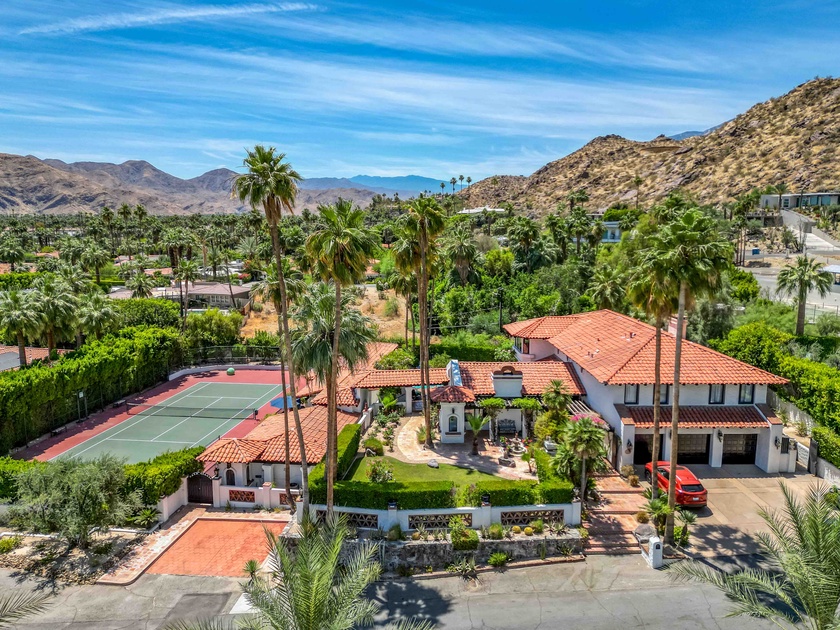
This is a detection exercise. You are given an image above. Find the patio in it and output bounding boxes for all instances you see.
[389,414,535,480]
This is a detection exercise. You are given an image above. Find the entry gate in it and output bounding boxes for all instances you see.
[187,472,214,504]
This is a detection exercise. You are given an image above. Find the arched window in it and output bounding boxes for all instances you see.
[225,468,236,486]
[448,415,458,433]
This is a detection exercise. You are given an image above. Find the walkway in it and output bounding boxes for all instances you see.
[585,470,645,555]
[98,506,290,585]
[393,415,533,480]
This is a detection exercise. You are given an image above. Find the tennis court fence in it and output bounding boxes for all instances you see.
[169,345,284,372]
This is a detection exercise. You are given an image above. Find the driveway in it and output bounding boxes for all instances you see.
[681,464,818,556]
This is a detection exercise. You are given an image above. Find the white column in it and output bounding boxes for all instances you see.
[710,430,723,467]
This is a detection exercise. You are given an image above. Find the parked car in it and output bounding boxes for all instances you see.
[644,461,707,508]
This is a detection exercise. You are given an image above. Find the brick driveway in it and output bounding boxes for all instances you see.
[147,519,286,577]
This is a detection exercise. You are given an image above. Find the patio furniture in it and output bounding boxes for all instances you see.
[544,438,557,454]
[497,419,517,436]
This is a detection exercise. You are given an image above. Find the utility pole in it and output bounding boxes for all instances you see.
[498,288,504,332]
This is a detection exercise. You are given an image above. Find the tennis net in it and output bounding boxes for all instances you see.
[126,402,258,420]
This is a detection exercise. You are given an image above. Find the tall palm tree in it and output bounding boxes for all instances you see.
[78,291,116,340]
[439,182,445,197]
[777,255,833,335]
[0,290,43,368]
[449,177,457,194]
[306,200,379,512]
[81,242,110,284]
[466,176,472,188]
[568,207,591,256]
[564,415,606,502]
[566,188,589,213]
[633,174,644,210]
[774,181,790,211]
[127,270,154,298]
[32,274,76,359]
[0,238,25,272]
[176,258,200,327]
[232,145,311,511]
[544,212,570,261]
[404,197,446,448]
[100,206,116,255]
[458,174,464,191]
[648,209,732,542]
[443,224,477,286]
[629,265,677,499]
[670,483,840,630]
[387,269,417,347]
[167,515,434,630]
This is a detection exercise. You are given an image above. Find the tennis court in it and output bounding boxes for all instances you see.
[55,381,286,463]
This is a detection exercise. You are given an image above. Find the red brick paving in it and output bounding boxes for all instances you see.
[16,368,305,462]
[146,519,286,577]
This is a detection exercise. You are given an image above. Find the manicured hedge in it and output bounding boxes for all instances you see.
[310,423,362,484]
[325,480,457,510]
[430,339,498,362]
[0,272,41,291]
[536,479,575,504]
[115,298,181,329]
[812,426,840,469]
[460,477,574,506]
[123,447,205,504]
[533,448,558,482]
[0,457,41,500]
[0,327,183,453]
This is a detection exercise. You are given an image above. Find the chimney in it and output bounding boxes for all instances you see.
[667,316,687,338]
[446,359,463,386]
[491,365,523,398]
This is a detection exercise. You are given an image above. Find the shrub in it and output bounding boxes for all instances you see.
[387,523,403,541]
[536,479,574,504]
[628,474,640,487]
[383,297,400,318]
[366,459,394,483]
[123,447,204,504]
[363,437,384,456]
[375,348,415,370]
[313,480,456,510]
[529,519,544,534]
[461,479,538,507]
[0,457,40,500]
[619,464,635,478]
[411,531,421,541]
[523,526,534,536]
[488,551,509,568]
[309,424,361,484]
[451,527,479,551]
[636,511,650,524]
[487,523,504,540]
[0,535,21,554]
[115,298,181,329]
[533,449,558,482]
[813,426,840,468]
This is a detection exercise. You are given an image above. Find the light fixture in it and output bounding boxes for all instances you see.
[626,439,633,454]
[717,429,723,442]
[774,436,781,449]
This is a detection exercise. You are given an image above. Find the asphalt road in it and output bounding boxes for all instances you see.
[1,555,774,630]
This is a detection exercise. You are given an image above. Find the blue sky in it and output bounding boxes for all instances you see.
[1,1,839,180]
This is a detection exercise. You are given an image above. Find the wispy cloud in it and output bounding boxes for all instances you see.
[21,2,319,36]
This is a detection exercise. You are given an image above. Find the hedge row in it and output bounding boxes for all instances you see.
[0,327,183,453]
[123,447,205,504]
[460,477,574,506]
[0,457,41,500]
[316,479,457,510]
[812,426,840,470]
[430,340,499,362]
[310,423,363,484]
[0,272,41,291]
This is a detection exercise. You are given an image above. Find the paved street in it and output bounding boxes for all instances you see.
[2,555,774,629]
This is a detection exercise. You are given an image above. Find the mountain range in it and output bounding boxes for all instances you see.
[461,78,840,214]
[0,155,442,215]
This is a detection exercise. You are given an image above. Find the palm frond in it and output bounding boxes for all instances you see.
[0,591,52,628]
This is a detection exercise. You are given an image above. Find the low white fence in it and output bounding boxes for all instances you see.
[303,501,581,531]
[216,482,299,510]
[156,478,188,522]
[767,391,816,434]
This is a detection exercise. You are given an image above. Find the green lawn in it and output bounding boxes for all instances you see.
[347,456,497,484]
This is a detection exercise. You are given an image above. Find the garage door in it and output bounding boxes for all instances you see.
[633,434,664,464]
[722,433,758,465]
[677,433,710,464]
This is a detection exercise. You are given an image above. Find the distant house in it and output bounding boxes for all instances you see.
[601,220,622,243]
[0,346,67,371]
[760,192,840,210]
[107,281,253,310]
[458,206,507,215]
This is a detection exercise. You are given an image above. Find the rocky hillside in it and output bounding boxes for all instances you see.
[461,78,840,214]
[0,155,383,215]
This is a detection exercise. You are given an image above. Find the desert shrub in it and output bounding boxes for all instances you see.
[0,535,22,554]
[363,437,384,456]
[387,523,403,541]
[628,474,640,487]
[366,459,394,483]
[383,297,400,318]
[529,519,544,534]
[487,523,504,540]
[619,464,635,478]
[451,526,479,551]
[636,511,650,524]
[488,551,509,568]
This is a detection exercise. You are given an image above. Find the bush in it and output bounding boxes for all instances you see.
[0,272,41,291]
[366,459,394,483]
[536,479,575,504]
[461,479,538,507]
[363,437,384,456]
[628,474,640,487]
[429,352,452,368]
[0,535,22,554]
[487,523,504,540]
[529,519,544,534]
[813,426,840,468]
[430,332,512,362]
[488,551,509,568]
[115,298,181,329]
[387,523,403,541]
[310,424,361,484]
[0,457,40,500]
[312,480,456,510]
[533,449,558,482]
[184,309,244,350]
[451,527,479,551]
[123,447,204,504]
[636,511,650,524]
[620,464,635,478]
[375,348,416,370]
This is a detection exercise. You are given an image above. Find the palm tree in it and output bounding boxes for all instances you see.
[167,515,434,630]
[542,380,571,413]
[774,181,790,211]
[777,255,832,335]
[566,188,589,213]
[564,415,606,502]
[32,274,76,359]
[466,414,486,455]
[0,238,25,272]
[450,177,457,194]
[544,212,570,261]
[633,174,644,210]
[387,269,417,347]
[648,209,732,542]
[404,197,446,448]
[100,206,116,254]
[669,483,840,630]
[233,145,311,511]
[458,174,464,191]
[127,270,154,298]
[628,266,677,499]
[176,258,200,327]
[305,199,379,513]
[81,242,110,284]
[588,266,625,311]
[443,224,477,286]
[0,591,52,627]
[568,207,591,256]
[78,291,116,340]
[0,290,43,368]
[439,182,445,197]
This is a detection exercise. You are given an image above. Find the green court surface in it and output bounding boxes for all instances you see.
[55,382,285,464]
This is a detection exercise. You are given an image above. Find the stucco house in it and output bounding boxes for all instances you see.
[504,310,795,473]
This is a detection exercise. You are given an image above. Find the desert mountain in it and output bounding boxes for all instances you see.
[461,78,840,215]
[0,156,425,216]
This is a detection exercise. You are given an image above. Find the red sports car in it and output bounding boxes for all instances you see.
[644,461,707,508]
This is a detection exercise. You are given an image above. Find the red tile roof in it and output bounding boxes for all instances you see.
[458,361,585,397]
[617,404,771,429]
[503,315,584,339]
[298,342,398,397]
[0,345,68,369]
[198,405,358,465]
[511,310,789,386]
[430,385,476,403]
[311,387,358,407]
[353,368,450,389]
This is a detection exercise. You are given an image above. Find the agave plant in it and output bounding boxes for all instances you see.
[669,483,840,630]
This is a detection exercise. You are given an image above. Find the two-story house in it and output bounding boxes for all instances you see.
[505,310,793,473]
